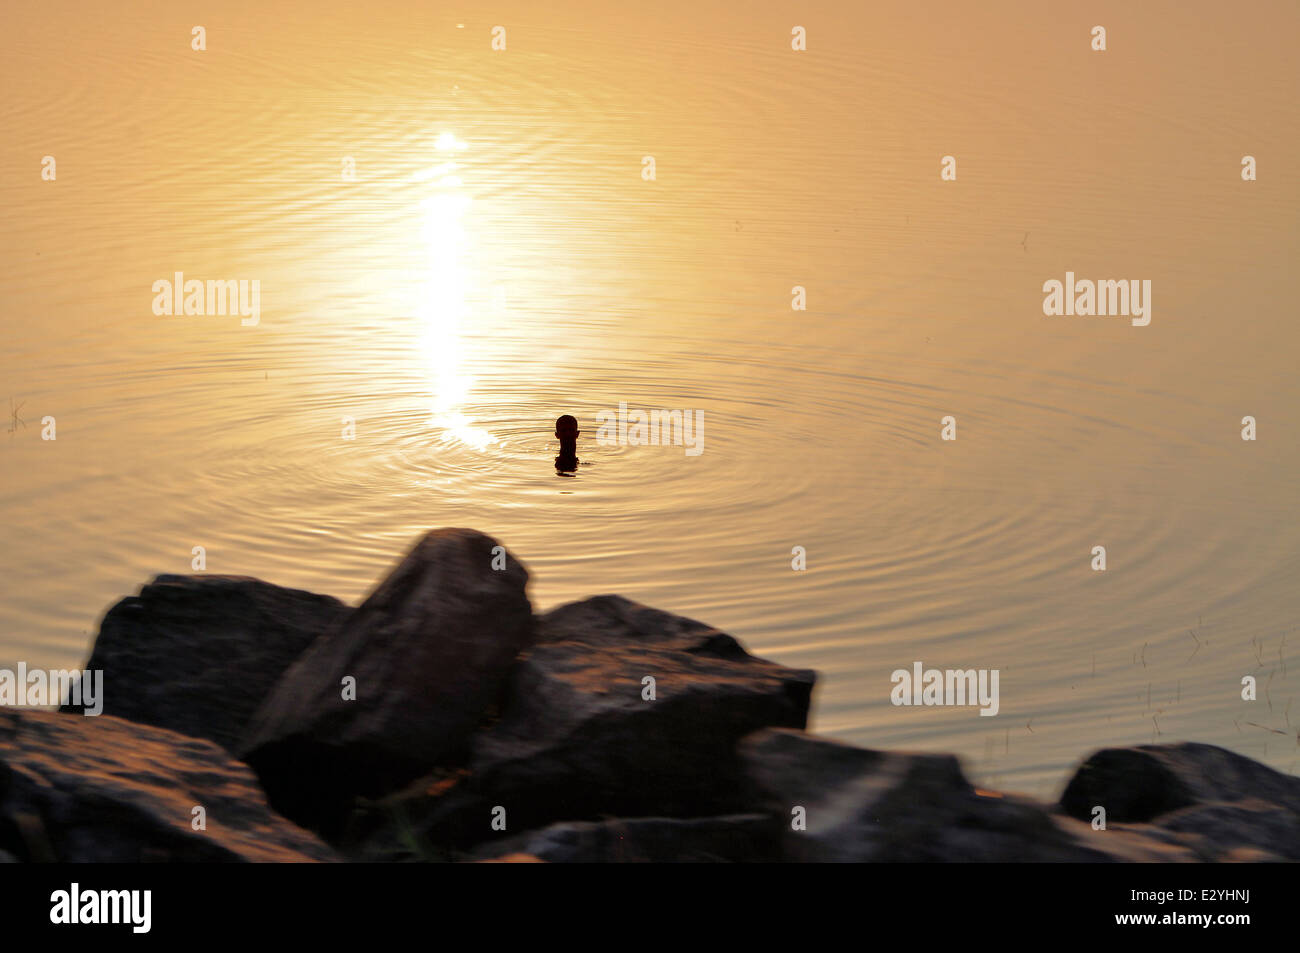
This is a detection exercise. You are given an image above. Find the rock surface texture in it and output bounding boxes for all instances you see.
[60,574,350,753]
[0,710,335,862]
[240,529,535,831]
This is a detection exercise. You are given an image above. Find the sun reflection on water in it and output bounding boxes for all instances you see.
[418,131,495,450]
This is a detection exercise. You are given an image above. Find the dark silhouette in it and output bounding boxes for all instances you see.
[555,414,579,474]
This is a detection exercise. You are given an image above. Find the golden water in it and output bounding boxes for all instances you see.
[2,1,1298,798]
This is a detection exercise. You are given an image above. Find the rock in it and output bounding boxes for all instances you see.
[1059,742,1300,823]
[468,813,779,863]
[739,728,1114,862]
[1050,816,1200,863]
[741,730,1298,862]
[240,529,534,832]
[60,575,350,753]
[1153,799,1300,861]
[1047,800,1300,863]
[0,710,336,862]
[381,595,815,849]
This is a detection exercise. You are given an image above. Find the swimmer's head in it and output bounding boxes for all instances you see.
[555,415,579,440]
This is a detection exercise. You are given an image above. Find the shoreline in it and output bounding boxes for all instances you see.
[1,528,1294,862]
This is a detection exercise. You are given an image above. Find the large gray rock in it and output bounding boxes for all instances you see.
[0,710,335,862]
[60,575,350,753]
[360,595,816,850]
[740,728,1114,862]
[1059,742,1300,823]
[240,529,534,831]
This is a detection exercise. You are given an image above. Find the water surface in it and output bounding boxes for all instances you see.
[3,1,1299,798]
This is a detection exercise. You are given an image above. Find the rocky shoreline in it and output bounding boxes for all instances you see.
[2,528,1294,862]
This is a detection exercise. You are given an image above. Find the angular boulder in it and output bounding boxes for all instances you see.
[240,529,534,831]
[0,710,335,862]
[371,595,816,849]
[1059,742,1300,823]
[740,728,1112,862]
[60,575,350,753]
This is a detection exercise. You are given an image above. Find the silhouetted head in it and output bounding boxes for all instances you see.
[555,415,579,441]
[554,415,579,475]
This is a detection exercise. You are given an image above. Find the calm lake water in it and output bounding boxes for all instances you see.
[3,1,1298,799]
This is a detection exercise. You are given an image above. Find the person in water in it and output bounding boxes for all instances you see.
[555,414,579,474]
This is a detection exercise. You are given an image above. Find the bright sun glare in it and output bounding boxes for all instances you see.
[418,132,495,450]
